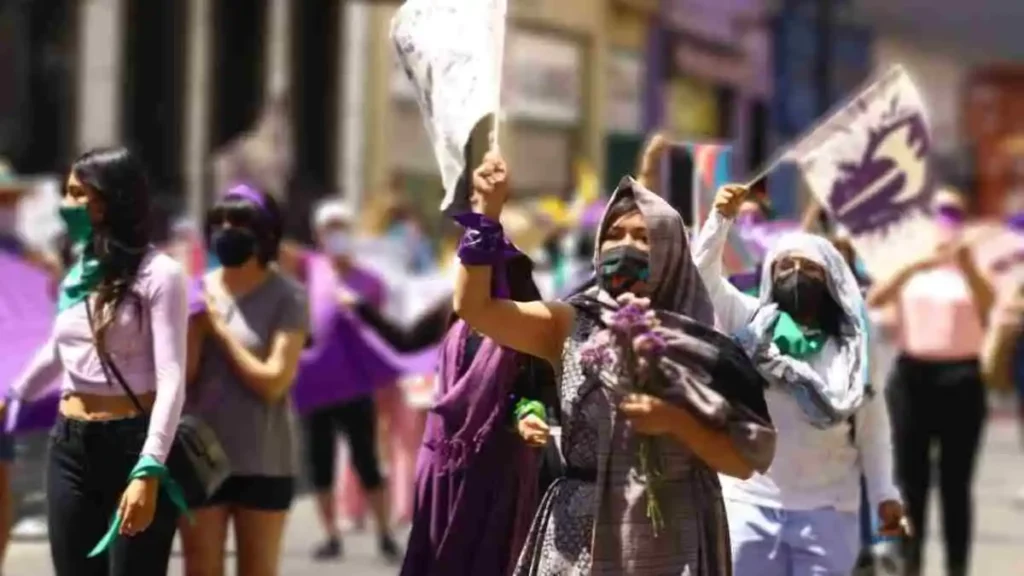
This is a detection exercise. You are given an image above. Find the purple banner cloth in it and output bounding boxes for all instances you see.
[293,308,440,415]
[0,252,61,433]
[453,212,519,299]
[734,219,801,261]
[293,253,440,415]
[580,200,606,229]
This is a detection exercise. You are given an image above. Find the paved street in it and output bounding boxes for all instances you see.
[5,418,1024,575]
[5,496,404,576]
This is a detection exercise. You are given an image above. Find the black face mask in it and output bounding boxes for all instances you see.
[598,245,650,297]
[771,269,827,318]
[212,228,257,268]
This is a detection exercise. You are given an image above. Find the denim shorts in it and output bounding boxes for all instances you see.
[0,432,14,463]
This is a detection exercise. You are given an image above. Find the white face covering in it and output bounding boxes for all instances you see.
[323,231,351,257]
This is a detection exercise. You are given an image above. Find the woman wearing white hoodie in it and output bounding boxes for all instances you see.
[692,185,905,576]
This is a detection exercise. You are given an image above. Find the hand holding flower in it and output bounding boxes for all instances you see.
[619,393,677,436]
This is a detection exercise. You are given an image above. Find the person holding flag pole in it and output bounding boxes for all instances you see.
[692,182,906,576]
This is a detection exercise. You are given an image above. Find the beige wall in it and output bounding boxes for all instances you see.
[873,36,968,155]
[363,0,606,208]
[607,3,650,51]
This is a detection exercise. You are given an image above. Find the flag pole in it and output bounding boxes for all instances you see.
[490,0,507,153]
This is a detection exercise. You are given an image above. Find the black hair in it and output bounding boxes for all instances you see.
[505,252,542,302]
[70,147,151,357]
[203,187,284,265]
[597,194,640,244]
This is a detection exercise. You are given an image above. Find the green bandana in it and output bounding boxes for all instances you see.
[88,456,192,558]
[57,254,104,313]
[57,204,103,313]
[771,311,827,360]
[514,399,546,422]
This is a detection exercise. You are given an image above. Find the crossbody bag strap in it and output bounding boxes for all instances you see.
[85,299,147,415]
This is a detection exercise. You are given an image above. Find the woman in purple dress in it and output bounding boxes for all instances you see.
[397,247,556,576]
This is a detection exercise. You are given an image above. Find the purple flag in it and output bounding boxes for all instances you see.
[0,252,61,433]
[774,65,937,281]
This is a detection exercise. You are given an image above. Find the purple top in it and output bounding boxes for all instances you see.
[293,252,397,412]
[9,251,189,463]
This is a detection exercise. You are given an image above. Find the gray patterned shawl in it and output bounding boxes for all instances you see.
[578,178,776,575]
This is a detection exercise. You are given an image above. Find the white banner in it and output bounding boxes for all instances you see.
[390,0,507,213]
[780,65,937,281]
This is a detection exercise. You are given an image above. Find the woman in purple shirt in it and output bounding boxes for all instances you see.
[1,147,190,576]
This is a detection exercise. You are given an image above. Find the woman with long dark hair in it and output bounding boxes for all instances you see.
[178,185,308,576]
[0,147,189,575]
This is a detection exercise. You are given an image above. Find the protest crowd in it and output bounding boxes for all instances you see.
[2,2,1024,576]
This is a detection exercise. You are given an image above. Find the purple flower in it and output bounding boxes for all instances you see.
[579,331,614,370]
[603,298,659,338]
[633,332,667,357]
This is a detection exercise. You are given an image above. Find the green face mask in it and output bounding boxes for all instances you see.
[60,204,94,245]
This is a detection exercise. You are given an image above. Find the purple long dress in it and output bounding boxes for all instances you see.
[400,321,540,576]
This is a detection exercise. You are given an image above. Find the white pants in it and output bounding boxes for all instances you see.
[727,499,860,576]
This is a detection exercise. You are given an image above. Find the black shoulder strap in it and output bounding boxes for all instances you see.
[85,299,147,414]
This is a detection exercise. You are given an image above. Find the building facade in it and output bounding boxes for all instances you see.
[6,0,362,239]
[363,0,607,233]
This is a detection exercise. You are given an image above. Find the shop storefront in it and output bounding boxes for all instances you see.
[770,0,872,218]
[504,29,584,198]
[656,0,769,170]
[645,0,768,215]
[964,66,1024,215]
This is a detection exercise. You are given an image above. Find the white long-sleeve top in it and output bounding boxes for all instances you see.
[692,211,901,513]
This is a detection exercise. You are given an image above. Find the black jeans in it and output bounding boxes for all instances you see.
[886,356,987,576]
[47,415,180,576]
[304,396,384,492]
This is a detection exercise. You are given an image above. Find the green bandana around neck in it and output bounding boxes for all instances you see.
[772,311,827,360]
[57,252,103,313]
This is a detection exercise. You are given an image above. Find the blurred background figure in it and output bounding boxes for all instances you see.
[296,199,401,562]
[866,188,995,576]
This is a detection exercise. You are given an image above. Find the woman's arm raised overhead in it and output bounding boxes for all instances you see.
[451,152,575,365]
[691,185,760,334]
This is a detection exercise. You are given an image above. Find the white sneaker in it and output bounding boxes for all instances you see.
[11,516,47,540]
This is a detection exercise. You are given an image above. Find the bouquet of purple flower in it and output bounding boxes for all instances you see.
[579,293,668,534]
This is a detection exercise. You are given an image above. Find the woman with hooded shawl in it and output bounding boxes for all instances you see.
[692,184,906,575]
[453,151,776,575]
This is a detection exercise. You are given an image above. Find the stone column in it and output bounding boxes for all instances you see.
[76,0,125,152]
[183,0,213,222]
[338,1,371,208]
